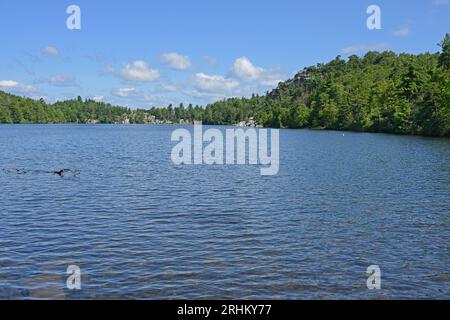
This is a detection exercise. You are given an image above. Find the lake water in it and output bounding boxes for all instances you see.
[0,124,448,299]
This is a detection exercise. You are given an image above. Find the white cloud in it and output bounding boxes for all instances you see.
[111,87,160,104]
[183,91,233,105]
[231,57,264,80]
[0,80,19,87]
[183,58,285,104]
[183,90,224,99]
[341,43,390,54]
[161,52,192,70]
[0,80,38,95]
[102,56,283,105]
[193,72,239,93]
[120,61,160,82]
[43,46,59,56]
[112,87,138,98]
[229,57,283,87]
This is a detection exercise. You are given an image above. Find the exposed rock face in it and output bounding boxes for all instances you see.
[268,68,311,100]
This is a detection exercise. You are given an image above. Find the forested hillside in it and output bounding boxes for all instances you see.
[202,34,450,137]
[0,94,131,124]
[1,34,449,137]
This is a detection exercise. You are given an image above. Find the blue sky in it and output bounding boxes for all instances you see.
[0,0,449,107]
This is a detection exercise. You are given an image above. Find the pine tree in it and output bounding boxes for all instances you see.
[438,34,450,70]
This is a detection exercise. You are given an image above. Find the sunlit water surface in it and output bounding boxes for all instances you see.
[0,125,448,299]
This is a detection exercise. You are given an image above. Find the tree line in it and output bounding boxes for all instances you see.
[201,34,449,137]
[1,34,449,137]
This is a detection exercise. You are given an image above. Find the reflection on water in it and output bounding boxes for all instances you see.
[0,125,449,299]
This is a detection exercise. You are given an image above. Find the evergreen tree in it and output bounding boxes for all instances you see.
[438,33,450,70]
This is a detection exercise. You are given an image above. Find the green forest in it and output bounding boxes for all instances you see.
[1,34,449,137]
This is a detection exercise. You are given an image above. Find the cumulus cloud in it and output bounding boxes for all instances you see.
[161,52,192,70]
[111,87,162,104]
[231,57,264,80]
[341,43,390,54]
[182,90,233,104]
[183,57,285,104]
[120,61,160,82]
[230,57,283,87]
[183,89,229,99]
[112,87,138,98]
[193,72,239,93]
[187,72,241,103]
[101,56,283,105]
[0,79,39,95]
[43,46,59,56]
[0,80,19,87]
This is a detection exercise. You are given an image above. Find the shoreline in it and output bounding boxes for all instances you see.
[1,122,449,139]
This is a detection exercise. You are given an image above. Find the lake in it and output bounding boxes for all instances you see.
[0,124,448,299]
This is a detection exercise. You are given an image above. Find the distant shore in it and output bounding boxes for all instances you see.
[1,122,449,139]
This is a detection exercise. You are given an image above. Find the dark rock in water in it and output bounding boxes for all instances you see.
[52,169,70,176]
[2,168,80,177]
[49,169,80,177]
